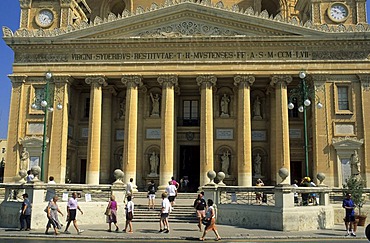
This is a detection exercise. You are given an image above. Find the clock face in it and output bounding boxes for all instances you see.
[36,9,54,27]
[328,3,349,23]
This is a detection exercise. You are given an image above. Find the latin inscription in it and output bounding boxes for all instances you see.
[71,51,311,62]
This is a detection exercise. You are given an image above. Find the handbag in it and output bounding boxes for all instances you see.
[105,208,111,216]
[202,218,210,226]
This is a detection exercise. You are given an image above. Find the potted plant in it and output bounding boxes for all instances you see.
[343,175,367,226]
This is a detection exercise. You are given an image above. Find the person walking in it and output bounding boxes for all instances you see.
[147,180,156,210]
[125,178,134,203]
[45,195,64,235]
[20,193,32,231]
[45,176,56,202]
[193,193,206,231]
[199,199,221,241]
[343,193,356,237]
[159,192,171,233]
[123,195,134,233]
[64,192,84,234]
[165,181,177,208]
[106,195,119,232]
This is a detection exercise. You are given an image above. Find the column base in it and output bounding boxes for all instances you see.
[86,171,100,184]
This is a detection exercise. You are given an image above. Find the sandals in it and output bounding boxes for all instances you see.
[199,238,204,241]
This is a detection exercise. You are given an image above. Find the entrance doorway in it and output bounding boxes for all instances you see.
[80,159,86,184]
[290,161,303,184]
[179,145,200,192]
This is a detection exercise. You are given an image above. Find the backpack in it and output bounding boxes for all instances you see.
[149,184,156,193]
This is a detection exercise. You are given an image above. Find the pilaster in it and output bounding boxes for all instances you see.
[234,75,255,186]
[85,76,107,184]
[157,75,178,189]
[4,75,26,182]
[197,75,217,186]
[19,0,31,29]
[270,75,292,184]
[121,75,143,187]
[48,76,73,183]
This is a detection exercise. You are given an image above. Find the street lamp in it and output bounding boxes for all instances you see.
[288,71,323,177]
[31,71,62,181]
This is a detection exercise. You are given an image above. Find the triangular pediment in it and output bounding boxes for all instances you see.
[8,1,367,41]
[332,137,364,150]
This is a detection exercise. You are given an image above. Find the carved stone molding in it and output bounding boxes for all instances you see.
[8,75,27,84]
[357,74,370,91]
[85,76,108,87]
[196,75,217,87]
[157,75,178,88]
[19,0,31,8]
[233,75,255,87]
[270,75,292,87]
[121,75,143,88]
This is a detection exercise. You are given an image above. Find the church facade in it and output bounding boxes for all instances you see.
[3,0,370,190]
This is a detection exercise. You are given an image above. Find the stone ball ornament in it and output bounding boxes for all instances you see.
[31,166,41,181]
[278,167,289,183]
[113,169,124,183]
[18,169,27,179]
[207,170,216,184]
[217,171,226,185]
[317,172,326,185]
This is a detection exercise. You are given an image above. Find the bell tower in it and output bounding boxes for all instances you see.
[295,0,367,25]
[19,0,91,30]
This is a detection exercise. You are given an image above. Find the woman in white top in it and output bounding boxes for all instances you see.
[200,199,221,241]
[123,195,134,233]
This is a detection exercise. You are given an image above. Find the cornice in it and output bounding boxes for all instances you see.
[2,1,370,40]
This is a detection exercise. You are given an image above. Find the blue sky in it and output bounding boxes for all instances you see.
[0,1,370,139]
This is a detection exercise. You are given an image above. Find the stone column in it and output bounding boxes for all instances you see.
[234,75,255,186]
[270,75,292,184]
[100,86,116,183]
[359,74,370,186]
[85,76,107,184]
[121,75,143,188]
[48,76,73,183]
[4,75,26,182]
[158,75,178,189]
[197,75,217,186]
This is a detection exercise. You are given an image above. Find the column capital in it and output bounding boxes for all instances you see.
[270,75,292,87]
[60,0,73,7]
[196,75,217,87]
[357,74,370,91]
[121,75,143,88]
[157,75,178,88]
[8,75,27,84]
[233,75,255,87]
[85,76,108,87]
[53,75,75,85]
[103,85,118,96]
[19,0,31,8]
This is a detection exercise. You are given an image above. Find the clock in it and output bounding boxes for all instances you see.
[35,9,54,28]
[327,3,349,23]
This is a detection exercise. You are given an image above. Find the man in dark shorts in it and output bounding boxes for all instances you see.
[343,193,356,237]
[159,192,171,233]
[64,192,84,234]
[165,181,177,208]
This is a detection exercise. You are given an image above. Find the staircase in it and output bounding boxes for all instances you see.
[132,192,198,223]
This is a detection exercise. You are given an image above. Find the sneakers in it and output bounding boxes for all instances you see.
[158,229,164,233]
[351,232,356,237]
[64,230,71,234]
[164,229,169,233]
[345,232,350,236]
[78,229,84,234]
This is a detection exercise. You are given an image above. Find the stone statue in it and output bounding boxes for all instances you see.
[350,150,361,175]
[20,148,29,171]
[253,96,262,119]
[221,151,230,176]
[149,151,159,175]
[119,98,125,119]
[150,93,160,117]
[254,153,262,175]
[220,94,230,117]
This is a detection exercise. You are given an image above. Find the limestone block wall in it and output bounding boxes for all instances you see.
[217,204,334,231]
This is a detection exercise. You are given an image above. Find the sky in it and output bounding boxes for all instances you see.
[0,1,370,139]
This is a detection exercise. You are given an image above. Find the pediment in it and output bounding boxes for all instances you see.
[332,137,364,150]
[6,1,358,41]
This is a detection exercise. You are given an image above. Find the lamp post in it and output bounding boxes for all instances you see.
[288,71,323,177]
[31,71,62,181]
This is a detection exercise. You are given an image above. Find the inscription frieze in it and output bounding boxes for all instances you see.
[13,50,370,63]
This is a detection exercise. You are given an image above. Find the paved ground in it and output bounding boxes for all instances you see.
[0,222,367,241]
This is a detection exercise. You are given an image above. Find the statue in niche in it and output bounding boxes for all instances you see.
[20,148,29,171]
[254,153,262,176]
[150,93,160,117]
[118,98,126,119]
[220,94,230,117]
[350,150,361,176]
[149,151,159,175]
[221,150,230,177]
[253,96,262,119]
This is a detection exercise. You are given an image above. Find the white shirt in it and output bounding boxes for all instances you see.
[166,184,177,196]
[126,182,133,194]
[161,198,171,213]
[126,201,134,214]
